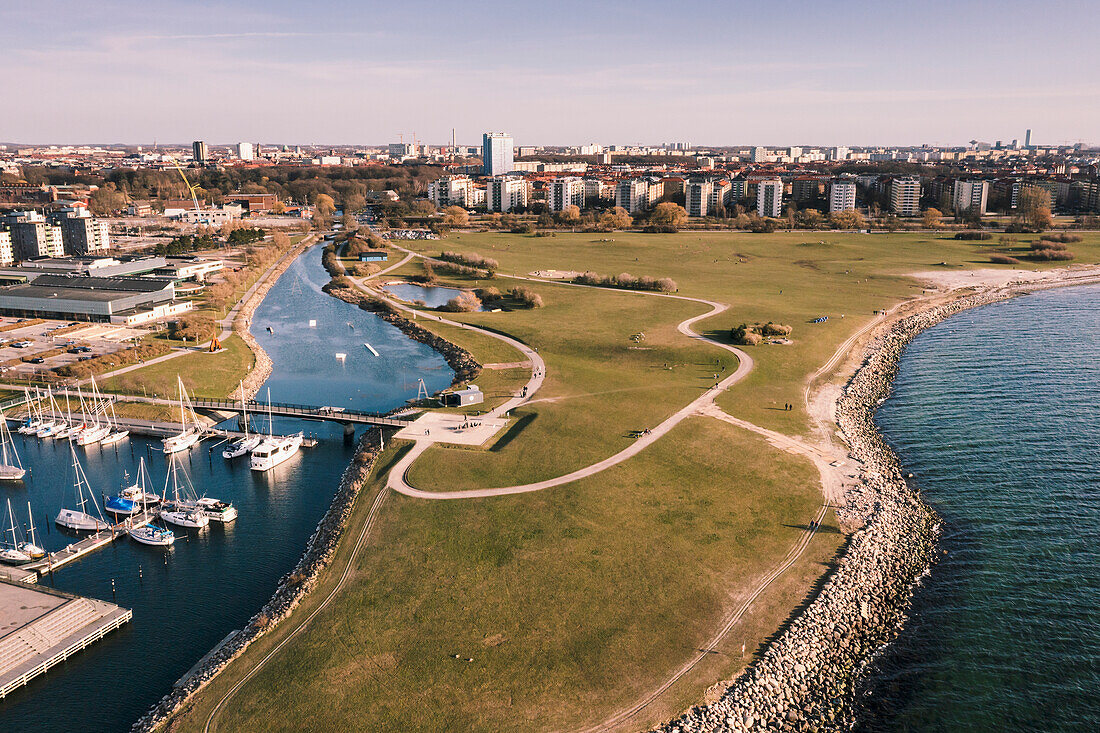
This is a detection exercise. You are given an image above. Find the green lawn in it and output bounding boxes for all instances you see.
[165,229,1100,733]
[172,417,842,733]
[100,334,255,400]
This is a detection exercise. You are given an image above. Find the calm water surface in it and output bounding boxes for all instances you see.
[862,284,1100,731]
[0,244,453,732]
[380,282,485,310]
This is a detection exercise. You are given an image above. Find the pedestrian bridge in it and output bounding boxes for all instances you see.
[190,398,414,428]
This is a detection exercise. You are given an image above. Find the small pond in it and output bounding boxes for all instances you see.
[380,282,486,310]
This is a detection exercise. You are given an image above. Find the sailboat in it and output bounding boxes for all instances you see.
[162,376,203,454]
[222,381,261,459]
[36,389,65,438]
[55,444,110,531]
[0,411,26,481]
[54,393,77,439]
[17,388,43,434]
[73,385,110,446]
[249,388,303,472]
[158,455,209,529]
[119,459,160,506]
[99,384,129,446]
[127,474,174,547]
[1,499,32,565]
[20,502,45,559]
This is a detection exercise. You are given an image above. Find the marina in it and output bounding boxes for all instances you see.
[0,241,455,732]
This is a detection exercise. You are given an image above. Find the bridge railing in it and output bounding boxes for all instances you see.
[190,398,412,424]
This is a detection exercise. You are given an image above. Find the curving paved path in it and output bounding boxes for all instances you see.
[353,261,752,500]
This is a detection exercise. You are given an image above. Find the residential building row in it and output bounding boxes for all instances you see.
[0,205,110,265]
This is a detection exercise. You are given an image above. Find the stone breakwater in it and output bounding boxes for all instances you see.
[234,237,314,400]
[322,282,482,386]
[657,288,1019,733]
[131,431,382,732]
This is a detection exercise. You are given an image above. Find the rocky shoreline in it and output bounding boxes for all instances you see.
[321,281,482,386]
[234,236,315,400]
[656,286,1034,733]
[132,431,382,732]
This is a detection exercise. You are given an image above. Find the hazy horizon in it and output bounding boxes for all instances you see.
[4,0,1099,148]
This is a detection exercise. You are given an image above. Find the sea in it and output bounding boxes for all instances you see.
[861,284,1100,731]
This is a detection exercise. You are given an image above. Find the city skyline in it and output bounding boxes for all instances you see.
[4,0,1100,147]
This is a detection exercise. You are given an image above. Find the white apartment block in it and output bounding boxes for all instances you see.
[710,180,732,211]
[756,179,783,217]
[0,231,13,266]
[486,176,528,212]
[685,179,712,217]
[236,142,254,161]
[952,179,989,215]
[751,146,768,163]
[584,178,610,203]
[614,178,659,214]
[828,146,850,161]
[828,180,857,213]
[547,177,585,212]
[889,178,922,216]
[428,175,475,208]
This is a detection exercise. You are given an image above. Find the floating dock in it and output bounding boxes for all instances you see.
[0,579,130,698]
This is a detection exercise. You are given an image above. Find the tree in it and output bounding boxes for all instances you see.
[829,209,867,230]
[922,207,943,229]
[649,202,688,230]
[796,209,825,229]
[556,205,581,226]
[597,206,633,231]
[313,193,336,217]
[1016,186,1054,231]
[442,206,469,227]
[89,184,127,215]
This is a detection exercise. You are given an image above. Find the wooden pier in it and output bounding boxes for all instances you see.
[20,510,156,581]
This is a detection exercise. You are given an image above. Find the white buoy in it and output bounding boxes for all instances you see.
[363,342,379,357]
[308,319,317,328]
[335,353,346,361]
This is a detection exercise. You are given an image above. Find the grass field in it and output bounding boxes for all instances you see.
[173,418,842,733]
[166,229,1100,733]
[100,334,254,400]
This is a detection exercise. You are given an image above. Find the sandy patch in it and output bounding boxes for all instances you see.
[909,264,1100,291]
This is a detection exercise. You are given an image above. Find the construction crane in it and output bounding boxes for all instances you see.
[171,160,203,214]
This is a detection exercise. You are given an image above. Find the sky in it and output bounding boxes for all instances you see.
[3,0,1099,147]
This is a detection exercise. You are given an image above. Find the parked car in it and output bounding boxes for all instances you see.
[78,355,93,361]
[28,357,45,364]
[11,341,32,348]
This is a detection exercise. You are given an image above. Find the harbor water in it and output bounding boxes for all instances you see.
[862,284,1100,731]
[0,244,454,732]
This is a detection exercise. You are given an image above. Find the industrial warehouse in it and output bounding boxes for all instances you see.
[0,273,193,325]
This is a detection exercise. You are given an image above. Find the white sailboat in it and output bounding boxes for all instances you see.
[17,388,43,434]
[249,389,302,472]
[55,444,110,531]
[127,470,175,547]
[158,455,209,529]
[223,381,261,459]
[119,459,160,506]
[99,383,129,445]
[20,502,45,559]
[72,386,110,446]
[36,389,65,438]
[162,376,203,454]
[1,499,32,566]
[0,411,26,481]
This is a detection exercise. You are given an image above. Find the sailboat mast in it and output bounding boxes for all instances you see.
[26,501,36,547]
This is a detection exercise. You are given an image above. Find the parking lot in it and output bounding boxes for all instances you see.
[0,318,151,378]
